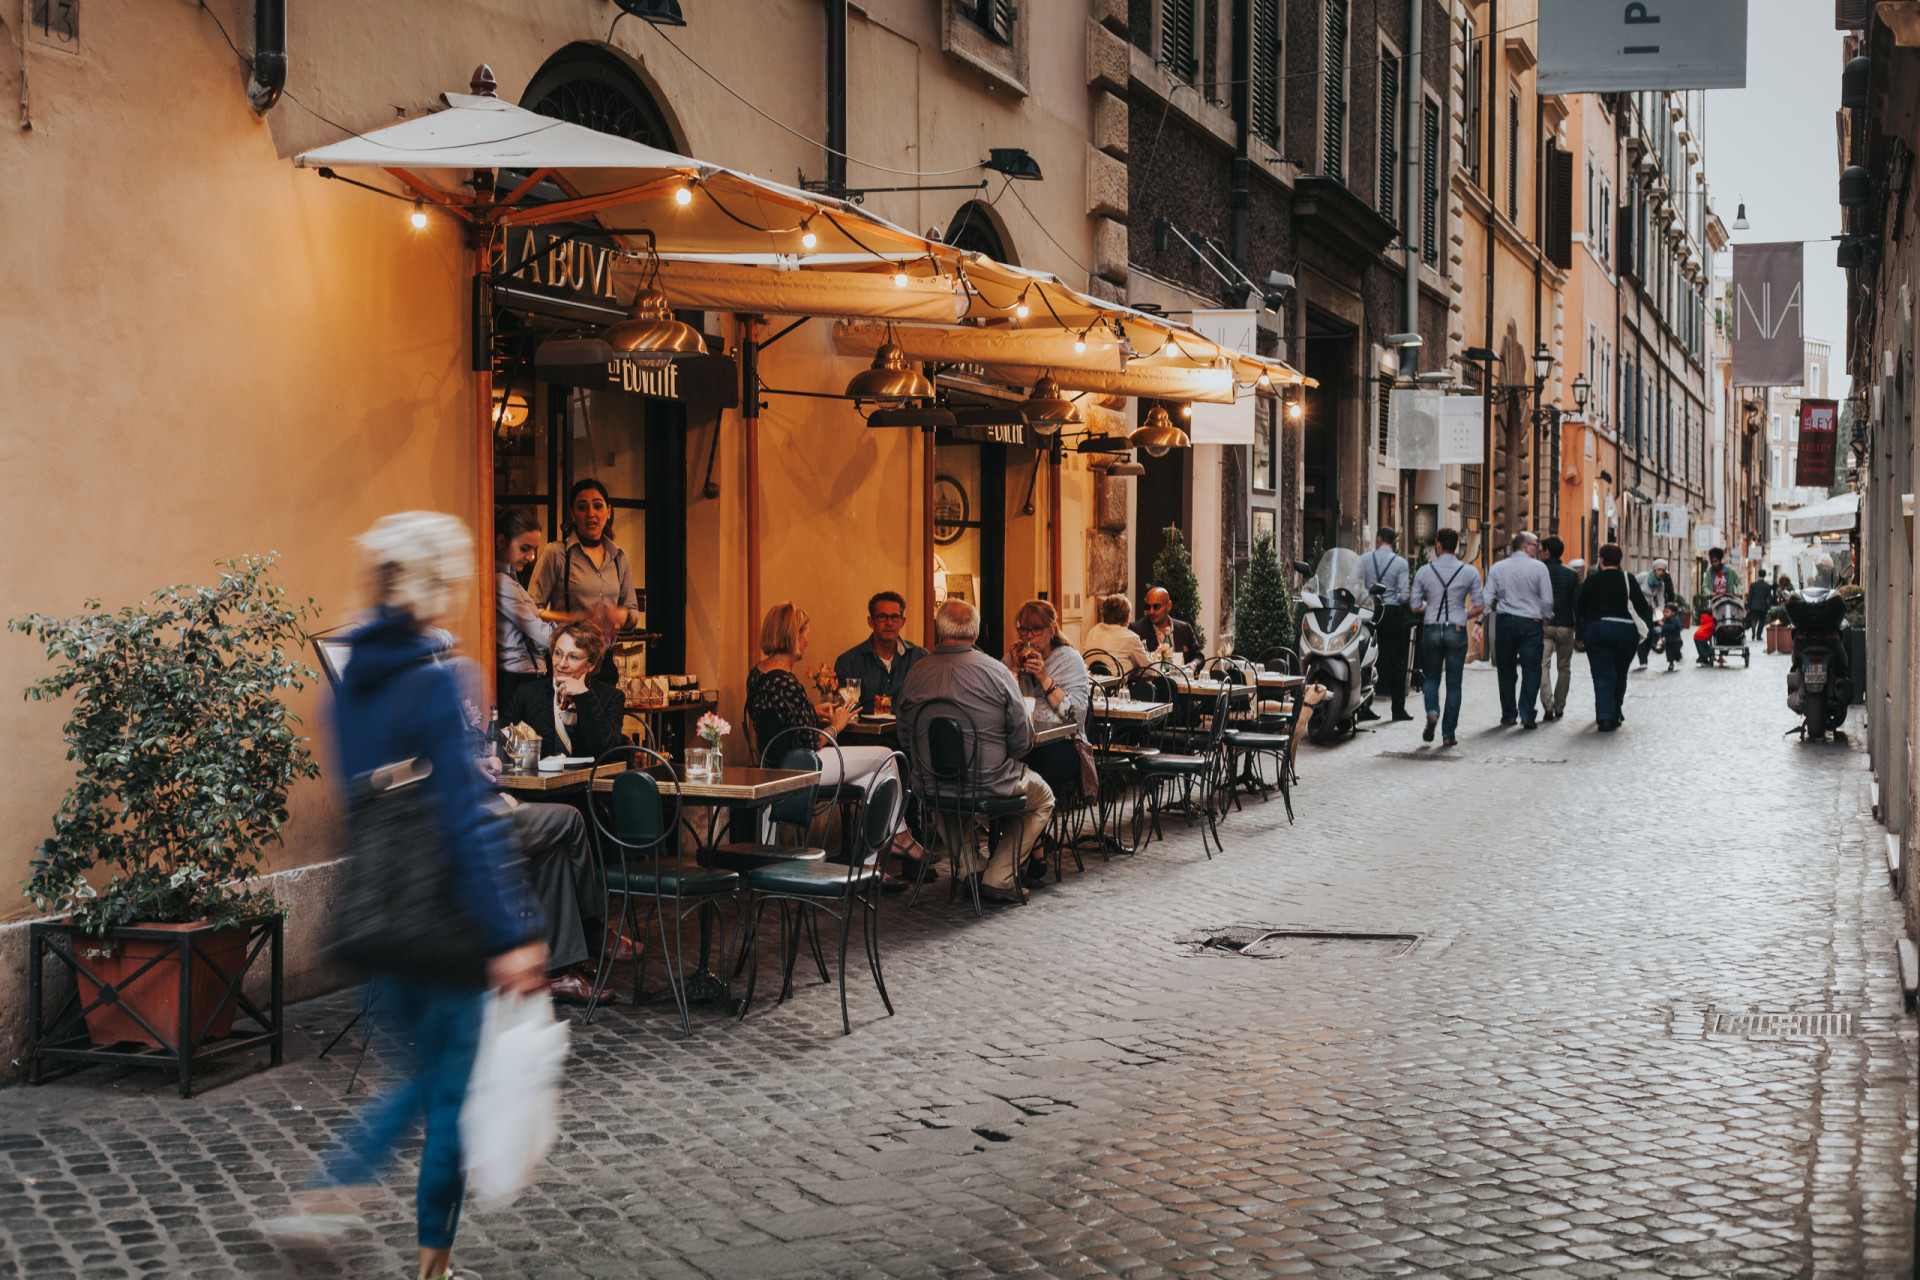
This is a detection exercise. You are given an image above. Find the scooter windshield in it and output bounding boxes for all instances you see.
[1307,549,1369,611]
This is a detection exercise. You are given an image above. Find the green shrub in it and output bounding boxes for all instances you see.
[1233,532,1296,659]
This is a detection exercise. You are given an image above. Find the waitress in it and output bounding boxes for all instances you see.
[495,506,558,709]
[528,477,641,681]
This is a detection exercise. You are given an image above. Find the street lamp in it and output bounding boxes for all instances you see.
[1532,343,1555,387]
[1572,373,1591,410]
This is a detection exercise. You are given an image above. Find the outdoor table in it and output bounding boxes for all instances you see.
[1030,721,1079,746]
[1090,700,1174,725]
[1256,672,1305,690]
[500,760,627,793]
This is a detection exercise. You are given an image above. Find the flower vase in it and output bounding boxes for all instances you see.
[701,739,723,779]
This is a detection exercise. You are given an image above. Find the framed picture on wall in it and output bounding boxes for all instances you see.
[932,475,969,545]
[943,573,975,604]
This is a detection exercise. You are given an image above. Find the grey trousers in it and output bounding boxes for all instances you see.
[1540,625,1576,716]
[509,801,604,973]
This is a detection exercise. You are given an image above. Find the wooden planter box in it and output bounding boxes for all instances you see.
[27,915,283,1097]
[1766,622,1791,654]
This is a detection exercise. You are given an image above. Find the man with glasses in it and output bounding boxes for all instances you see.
[1128,587,1202,664]
[833,591,926,713]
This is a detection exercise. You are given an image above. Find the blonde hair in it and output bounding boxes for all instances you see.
[1015,599,1064,648]
[759,602,810,656]
[358,511,474,626]
[1097,593,1131,626]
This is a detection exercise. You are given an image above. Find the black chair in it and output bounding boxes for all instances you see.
[1082,682,1155,859]
[738,756,904,1033]
[1083,647,1121,676]
[1132,687,1230,857]
[707,726,835,872]
[585,744,737,1035]
[903,702,1036,915]
[1219,656,1302,822]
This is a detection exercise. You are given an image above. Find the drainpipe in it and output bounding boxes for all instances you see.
[1402,0,1422,378]
[1482,0,1498,562]
[247,0,286,114]
[825,0,847,196]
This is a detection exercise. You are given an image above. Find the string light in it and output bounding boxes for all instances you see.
[800,220,817,250]
[674,186,693,206]
[893,269,909,288]
[1014,289,1030,319]
[1074,328,1088,354]
[409,199,427,229]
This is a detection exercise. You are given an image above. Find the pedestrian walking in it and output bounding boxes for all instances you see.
[1744,574,1775,638]
[1361,527,1413,722]
[1575,543,1657,732]
[1483,531,1554,729]
[1408,527,1486,748]
[269,511,549,1280]
[1538,536,1580,722]
[1636,558,1679,668]
[1659,604,1685,669]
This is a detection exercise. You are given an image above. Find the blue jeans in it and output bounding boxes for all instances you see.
[312,977,485,1250]
[1583,619,1639,723]
[1493,616,1544,724]
[1421,624,1469,739]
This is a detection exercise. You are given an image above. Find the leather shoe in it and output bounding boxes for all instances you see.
[599,929,642,963]
[1521,719,1537,730]
[1499,716,1518,727]
[1355,706,1381,722]
[1422,716,1437,742]
[1441,737,1458,748]
[549,972,615,1005]
[979,883,1024,904]
[1391,709,1415,721]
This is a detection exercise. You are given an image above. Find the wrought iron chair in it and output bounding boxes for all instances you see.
[1132,686,1230,857]
[709,725,836,985]
[738,756,903,1032]
[1082,681,1154,859]
[585,744,737,1035]
[902,701,1036,915]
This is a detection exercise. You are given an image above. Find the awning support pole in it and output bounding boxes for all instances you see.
[742,315,762,675]
[474,236,497,700]
[1049,447,1063,611]
[923,426,936,649]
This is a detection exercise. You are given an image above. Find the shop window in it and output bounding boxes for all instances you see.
[944,200,1011,264]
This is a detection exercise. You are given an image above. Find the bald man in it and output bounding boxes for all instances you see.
[1127,587,1202,664]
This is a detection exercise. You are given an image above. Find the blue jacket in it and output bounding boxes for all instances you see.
[329,608,538,956]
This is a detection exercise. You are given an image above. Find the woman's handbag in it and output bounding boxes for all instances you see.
[1623,569,1651,641]
[326,757,494,989]
[1072,737,1099,800]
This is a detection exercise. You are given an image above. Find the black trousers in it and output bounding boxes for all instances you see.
[1375,607,1411,713]
[507,801,604,974]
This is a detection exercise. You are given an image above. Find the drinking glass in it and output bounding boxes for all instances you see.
[841,677,861,711]
[685,746,712,781]
[1023,695,1037,721]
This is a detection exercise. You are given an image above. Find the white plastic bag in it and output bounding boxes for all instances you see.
[458,991,569,1208]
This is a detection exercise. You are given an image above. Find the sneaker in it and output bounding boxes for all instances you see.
[1422,716,1437,743]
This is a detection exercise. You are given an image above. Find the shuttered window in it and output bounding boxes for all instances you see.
[1544,144,1573,268]
[1322,0,1349,182]
[1253,0,1282,144]
[1378,47,1400,223]
[1462,20,1481,182]
[966,0,1015,43]
[1162,0,1197,83]
[1422,97,1441,265]
[1506,89,1520,219]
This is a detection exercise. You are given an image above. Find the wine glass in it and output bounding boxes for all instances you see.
[841,677,861,713]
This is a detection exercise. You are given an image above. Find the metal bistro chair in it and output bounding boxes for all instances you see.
[904,702,1036,915]
[585,744,735,1036]
[738,754,904,1032]
[1257,647,1306,786]
[710,725,836,987]
[1216,656,1299,821]
[1083,681,1155,859]
[1132,686,1231,858]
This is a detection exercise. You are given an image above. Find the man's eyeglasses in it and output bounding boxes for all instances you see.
[871,613,905,624]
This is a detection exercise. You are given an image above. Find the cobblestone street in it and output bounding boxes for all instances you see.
[2,647,1914,1280]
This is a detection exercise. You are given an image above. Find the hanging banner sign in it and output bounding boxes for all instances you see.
[1186,310,1260,445]
[1651,504,1686,539]
[1539,0,1749,92]
[1731,242,1805,387]
[1795,399,1839,487]
[1440,396,1485,465]
[1384,388,1441,469]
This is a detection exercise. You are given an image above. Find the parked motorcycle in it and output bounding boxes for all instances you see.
[1784,587,1852,739]
[1292,549,1383,744]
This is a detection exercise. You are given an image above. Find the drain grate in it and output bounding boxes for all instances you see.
[1705,1009,1856,1039]
[1179,925,1421,959]
[1376,750,1460,761]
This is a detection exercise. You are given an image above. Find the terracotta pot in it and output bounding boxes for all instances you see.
[74,923,252,1049]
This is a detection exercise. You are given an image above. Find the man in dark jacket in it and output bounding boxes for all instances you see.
[1538,536,1582,722]
[1128,587,1203,663]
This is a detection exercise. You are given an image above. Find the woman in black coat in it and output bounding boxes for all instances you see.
[504,621,627,760]
[1574,543,1657,732]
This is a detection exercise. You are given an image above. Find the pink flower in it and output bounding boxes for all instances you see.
[696,712,731,745]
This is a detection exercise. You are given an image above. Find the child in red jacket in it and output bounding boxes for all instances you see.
[1694,609,1717,667]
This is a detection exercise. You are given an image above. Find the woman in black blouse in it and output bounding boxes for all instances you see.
[746,603,920,879]
[1574,543,1656,733]
[505,621,627,759]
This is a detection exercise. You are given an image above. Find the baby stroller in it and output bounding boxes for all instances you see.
[1707,594,1751,667]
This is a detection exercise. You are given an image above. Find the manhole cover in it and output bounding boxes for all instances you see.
[1705,1009,1856,1039]
[1376,751,1460,761]
[1177,925,1421,959]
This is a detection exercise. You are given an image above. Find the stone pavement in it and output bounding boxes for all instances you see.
[2,646,1914,1279]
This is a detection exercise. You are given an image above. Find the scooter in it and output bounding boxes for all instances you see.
[1783,587,1851,740]
[1292,548,1384,744]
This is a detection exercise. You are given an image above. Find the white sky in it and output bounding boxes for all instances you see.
[1705,0,1850,395]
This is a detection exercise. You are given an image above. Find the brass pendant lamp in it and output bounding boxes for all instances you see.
[1019,373,1080,434]
[1130,402,1190,457]
[845,327,935,402]
[605,249,706,356]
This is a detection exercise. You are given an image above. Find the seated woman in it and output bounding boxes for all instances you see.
[504,622,628,761]
[1005,599,1090,882]
[1082,594,1155,673]
[746,603,922,881]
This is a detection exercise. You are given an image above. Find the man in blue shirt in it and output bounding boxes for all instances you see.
[1483,531,1556,729]
[1410,528,1487,747]
[1361,528,1413,722]
[833,591,926,713]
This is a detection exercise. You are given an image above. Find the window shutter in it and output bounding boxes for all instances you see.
[1421,97,1440,265]
[1378,50,1399,222]
[1462,22,1481,181]
[1506,90,1520,218]
[987,0,1015,42]
[1253,0,1281,143]
[1162,0,1197,82]
[1377,373,1392,459]
[1545,144,1573,268]
[1322,0,1348,182]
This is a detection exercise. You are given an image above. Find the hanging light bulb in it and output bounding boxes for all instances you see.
[800,223,818,250]
[674,186,693,206]
[1286,394,1304,423]
[1019,374,1081,435]
[893,269,910,288]
[1130,403,1190,457]
[1074,337,1087,354]
[1015,291,1031,318]
[845,339,935,402]
[409,199,428,229]
[605,281,707,356]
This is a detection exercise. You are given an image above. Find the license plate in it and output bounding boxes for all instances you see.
[1804,662,1827,687]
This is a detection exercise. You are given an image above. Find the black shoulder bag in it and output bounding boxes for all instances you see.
[326,753,495,989]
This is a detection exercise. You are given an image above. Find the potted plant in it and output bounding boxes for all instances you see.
[1232,531,1297,663]
[12,555,318,1050]
[1149,525,1206,652]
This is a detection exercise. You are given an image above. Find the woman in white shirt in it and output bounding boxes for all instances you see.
[1082,594,1155,673]
[495,507,555,709]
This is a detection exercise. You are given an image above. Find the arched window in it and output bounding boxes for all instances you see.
[522,44,676,149]
[944,201,1011,264]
